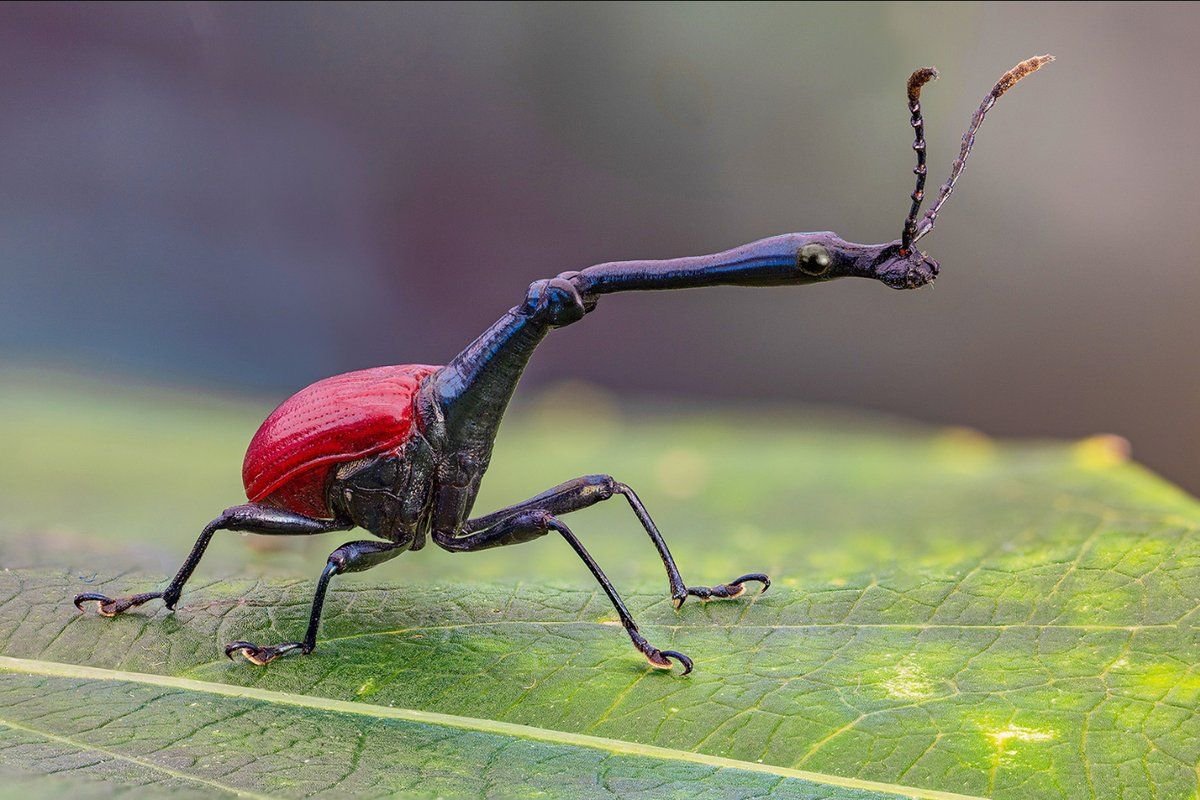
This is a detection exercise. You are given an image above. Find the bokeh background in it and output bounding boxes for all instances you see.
[1,1,1197,492]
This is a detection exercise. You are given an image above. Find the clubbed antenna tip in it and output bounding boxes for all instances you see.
[907,67,940,104]
[912,54,1055,243]
[994,54,1055,98]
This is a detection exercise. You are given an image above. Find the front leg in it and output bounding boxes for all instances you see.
[434,475,770,674]
[437,510,692,674]
[444,475,768,608]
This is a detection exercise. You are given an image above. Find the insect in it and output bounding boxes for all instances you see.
[75,56,1053,674]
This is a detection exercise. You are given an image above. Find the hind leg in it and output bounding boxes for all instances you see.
[73,504,351,616]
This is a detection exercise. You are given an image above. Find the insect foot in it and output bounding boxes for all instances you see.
[673,573,771,609]
[73,591,163,617]
[224,640,311,666]
[629,628,693,675]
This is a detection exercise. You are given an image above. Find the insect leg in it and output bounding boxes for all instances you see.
[437,510,691,674]
[225,538,406,665]
[445,475,768,609]
[73,503,351,616]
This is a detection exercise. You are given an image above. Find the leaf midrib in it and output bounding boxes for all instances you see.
[0,655,986,800]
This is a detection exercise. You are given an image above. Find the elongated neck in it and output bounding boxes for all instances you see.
[420,228,928,457]
[570,234,809,294]
[428,307,550,452]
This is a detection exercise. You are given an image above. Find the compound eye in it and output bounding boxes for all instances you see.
[797,243,832,276]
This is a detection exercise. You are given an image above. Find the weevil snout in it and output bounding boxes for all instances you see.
[841,240,939,290]
[879,248,939,290]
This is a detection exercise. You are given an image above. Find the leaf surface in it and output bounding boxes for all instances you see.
[1,373,1198,798]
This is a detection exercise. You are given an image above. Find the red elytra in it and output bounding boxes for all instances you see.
[242,364,440,518]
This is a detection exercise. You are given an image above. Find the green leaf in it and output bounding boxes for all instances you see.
[1,371,1198,798]
[0,655,921,800]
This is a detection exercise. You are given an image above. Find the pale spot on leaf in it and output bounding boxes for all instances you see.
[987,724,1056,752]
[882,658,935,700]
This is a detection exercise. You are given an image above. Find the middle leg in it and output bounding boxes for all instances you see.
[225,538,407,665]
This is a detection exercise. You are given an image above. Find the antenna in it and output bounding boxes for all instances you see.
[900,66,939,254]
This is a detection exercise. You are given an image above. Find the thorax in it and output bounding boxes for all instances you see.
[326,383,494,545]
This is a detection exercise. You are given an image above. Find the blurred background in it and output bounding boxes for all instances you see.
[1,1,1197,492]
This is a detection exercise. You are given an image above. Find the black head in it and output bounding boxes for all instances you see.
[870,242,941,290]
[783,232,940,290]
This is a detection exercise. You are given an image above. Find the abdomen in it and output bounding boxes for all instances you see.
[242,364,440,518]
